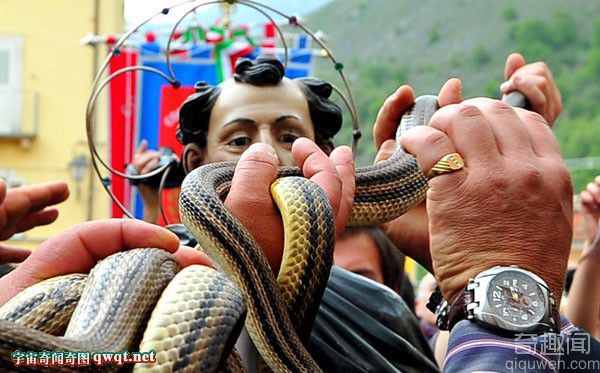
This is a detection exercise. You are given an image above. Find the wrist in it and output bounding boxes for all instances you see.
[139,186,159,206]
[437,260,564,310]
[439,265,561,333]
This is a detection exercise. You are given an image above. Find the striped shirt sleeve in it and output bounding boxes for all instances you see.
[443,315,595,372]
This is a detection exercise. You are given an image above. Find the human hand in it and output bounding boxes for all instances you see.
[0,180,70,264]
[132,140,163,222]
[501,52,562,126]
[401,98,572,303]
[0,219,211,306]
[371,79,463,271]
[133,140,162,175]
[224,140,355,272]
[0,180,69,241]
[580,176,600,245]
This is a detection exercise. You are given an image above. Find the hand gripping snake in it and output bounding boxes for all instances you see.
[0,95,438,372]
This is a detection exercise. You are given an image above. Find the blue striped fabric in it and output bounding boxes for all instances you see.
[444,315,600,372]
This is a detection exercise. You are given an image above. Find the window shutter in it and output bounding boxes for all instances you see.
[0,36,23,136]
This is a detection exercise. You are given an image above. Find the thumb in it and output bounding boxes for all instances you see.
[504,52,526,80]
[438,78,462,107]
[224,142,283,271]
[136,139,148,154]
[228,143,280,204]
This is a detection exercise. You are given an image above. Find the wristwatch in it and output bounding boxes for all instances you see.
[428,266,560,334]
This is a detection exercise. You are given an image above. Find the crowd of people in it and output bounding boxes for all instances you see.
[1,51,600,371]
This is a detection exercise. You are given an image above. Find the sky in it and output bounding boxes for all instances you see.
[124,0,332,28]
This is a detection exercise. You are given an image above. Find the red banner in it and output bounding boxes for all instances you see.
[108,49,138,218]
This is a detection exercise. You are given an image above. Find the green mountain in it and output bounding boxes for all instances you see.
[305,0,600,190]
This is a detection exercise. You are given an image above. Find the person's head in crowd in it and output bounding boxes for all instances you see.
[334,227,406,293]
[177,55,342,172]
[415,273,437,326]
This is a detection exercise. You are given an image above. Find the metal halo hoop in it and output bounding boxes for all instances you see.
[86,0,361,219]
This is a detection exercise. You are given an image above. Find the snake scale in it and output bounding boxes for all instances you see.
[0,95,438,372]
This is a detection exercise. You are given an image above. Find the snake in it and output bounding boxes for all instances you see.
[0,95,438,372]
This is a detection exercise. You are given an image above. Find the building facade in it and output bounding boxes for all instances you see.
[0,0,124,248]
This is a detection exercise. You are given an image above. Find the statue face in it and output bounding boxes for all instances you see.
[201,77,315,167]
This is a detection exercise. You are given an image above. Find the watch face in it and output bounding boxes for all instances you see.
[487,270,546,327]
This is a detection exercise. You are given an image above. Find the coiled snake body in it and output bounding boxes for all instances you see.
[0,96,438,372]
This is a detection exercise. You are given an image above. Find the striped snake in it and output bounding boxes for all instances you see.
[0,96,437,372]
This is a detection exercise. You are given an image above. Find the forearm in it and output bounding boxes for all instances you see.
[566,245,600,336]
[433,330,449,368]
[142,206,159,224]
[138,186,159,224]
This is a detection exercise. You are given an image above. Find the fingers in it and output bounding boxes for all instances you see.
[504,75,547,113]
[0,182,69,239]
[4,219,180,300]
[292,138,342,221]
[136,139,148,154]
[428,103,500,163]
[513,108,561,158]
[438,78,463,107]
[463,98,533,157]
[374,139,396,164]
[581,190,600,211]
[504,52,526,80]
[373,85,416,148]
[581,177,600,222]
[585,182,600,205]
[0,244,31,264]
[172,245,214,268]
[135,151,161,174]
[372,79,460,162]
[501,58,562,125]
[328,146,355,236]
[134,140,162,174]
[10,208,60,238]
[6,181,69,213]
[401,126,459,177]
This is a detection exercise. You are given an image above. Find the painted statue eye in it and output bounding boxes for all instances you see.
[227,137,251,147]
[280,133,299,144]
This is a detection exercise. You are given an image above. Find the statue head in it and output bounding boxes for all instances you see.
[177,56,342,172]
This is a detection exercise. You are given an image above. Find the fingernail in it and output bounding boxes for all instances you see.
[247,142,277,158]
[500,81,510,92]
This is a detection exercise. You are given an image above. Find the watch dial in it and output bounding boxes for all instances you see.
[487,271,546,326]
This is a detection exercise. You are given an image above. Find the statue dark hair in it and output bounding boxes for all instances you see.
[177,56,342,151]
[233,55,285,86]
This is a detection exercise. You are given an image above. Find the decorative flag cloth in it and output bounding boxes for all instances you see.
[134,40,217,221]
[107,47,138,218]
[214,27,257,82]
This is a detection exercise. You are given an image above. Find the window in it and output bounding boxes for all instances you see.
[0,36,23,136]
